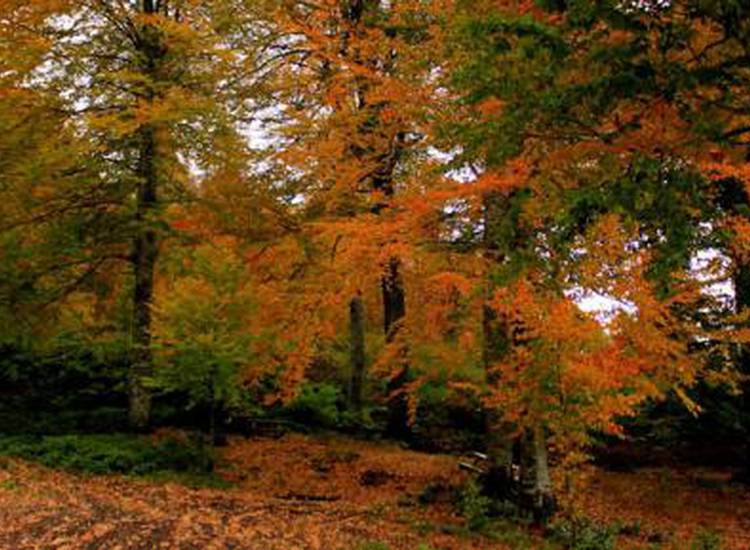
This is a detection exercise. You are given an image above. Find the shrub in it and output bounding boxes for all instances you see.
[151,245,260,432]
[457,480,492,532]
[690,529,724,550]
[548,517,618,550]
[286,383,342,428]
[0,433,215,479]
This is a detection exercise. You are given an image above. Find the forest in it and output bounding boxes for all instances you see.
[0,1,749,549]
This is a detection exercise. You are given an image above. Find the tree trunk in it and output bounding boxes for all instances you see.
[482,294,517,495]
[383,258,410,438]
[717,166,750,482]
[128,1,163,430]
[734,261,750,482]
[382,258,405,341]
[481,191,517,495]
[482,190,510,379]
[337,0,409,437]
[129,125,159,431]
[348,293,366,411]
[519,424,555,523]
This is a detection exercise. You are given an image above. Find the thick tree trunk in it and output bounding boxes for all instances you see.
[348,293,366,411]
[382,258,405,341]
[383,257,410,438]
[481,191,518,495]
[734,261,750,482]
[129,125,159,431]
[718,169,750,481]
[128,1,163,430]
[482,295,517,493]
[519,424,555,522]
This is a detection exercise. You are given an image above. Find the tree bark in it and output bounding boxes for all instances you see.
[129,125,159,431]
[519,424,555,522]
[337,0,409,437]
[720,174,750,483]
[734,261,750,482]
[348,293,366,411]
[128,0,164,430]
[382,258,405,341]
[482,191,510,376]
[481,191,518,495]
[383,257,410,438]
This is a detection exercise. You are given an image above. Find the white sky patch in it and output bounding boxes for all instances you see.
[690,247,734,308]
[237,105,285,152]
[566,287,636,324]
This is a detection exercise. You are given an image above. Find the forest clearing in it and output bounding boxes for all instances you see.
[0,433,748,550]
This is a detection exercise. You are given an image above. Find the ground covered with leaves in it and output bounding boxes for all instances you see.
[0,434,747,550]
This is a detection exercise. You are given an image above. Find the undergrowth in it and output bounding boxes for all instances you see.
[0,433,225,487]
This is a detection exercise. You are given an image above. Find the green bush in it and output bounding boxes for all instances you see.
[457,480,492,532]
[286,383,342,428]
[151,245,260,429]
[0,339,130,436]
[409,378,487,453]
[548,517,618,550]
[690,529,724,550]
[0,433,215,479]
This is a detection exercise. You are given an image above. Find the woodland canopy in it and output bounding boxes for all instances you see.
[1,1,749,545]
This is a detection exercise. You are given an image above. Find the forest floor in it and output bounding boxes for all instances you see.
[0,433,748,550]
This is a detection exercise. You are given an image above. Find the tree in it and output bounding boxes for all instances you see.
[1,0,264,429]
[0,1,106,348]
[152,242,258,447]
[440,0,737,513]
[261,0,451,431]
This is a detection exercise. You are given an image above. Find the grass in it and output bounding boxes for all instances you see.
[0,478,21,491]
[0,433,227,487]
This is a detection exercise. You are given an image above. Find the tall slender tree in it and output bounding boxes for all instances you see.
[265,0,448,430]
[1,0,264,429]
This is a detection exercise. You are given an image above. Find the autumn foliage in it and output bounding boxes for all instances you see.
[1,0,750,538]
